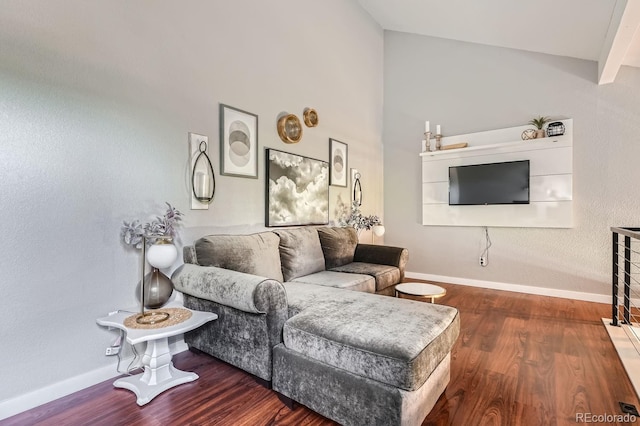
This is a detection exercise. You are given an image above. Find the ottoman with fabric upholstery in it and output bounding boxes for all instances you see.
[273,281,460,426]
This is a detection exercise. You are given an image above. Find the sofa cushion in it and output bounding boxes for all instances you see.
[329,262,400,292]
[274,228,325,282]
[290,271,375,293]
[194,232,284,282]
[317,226,358,269]
[281,282,460,391]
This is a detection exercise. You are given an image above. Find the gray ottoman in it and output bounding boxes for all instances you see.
[272,290,460,426]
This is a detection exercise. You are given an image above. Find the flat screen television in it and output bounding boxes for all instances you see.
[449,160,530,205]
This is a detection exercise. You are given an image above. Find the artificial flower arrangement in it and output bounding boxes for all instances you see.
[340,200,381,235]
[121,202,183,248]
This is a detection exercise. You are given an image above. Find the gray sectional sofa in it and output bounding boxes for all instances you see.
[172,226,459,426]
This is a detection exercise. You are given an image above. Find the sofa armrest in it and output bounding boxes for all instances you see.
[353,244,409,280]
[183,245,197,264]
[171,263,287,315]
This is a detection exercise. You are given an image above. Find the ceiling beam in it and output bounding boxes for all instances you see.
[598,0,640,85]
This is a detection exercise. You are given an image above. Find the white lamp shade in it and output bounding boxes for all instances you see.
[373,225,386,237]
[146,241,178,269]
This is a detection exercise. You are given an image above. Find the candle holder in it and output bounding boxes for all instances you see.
[423,132,443,151]
[424,132,432,152]
[435,134,442,150]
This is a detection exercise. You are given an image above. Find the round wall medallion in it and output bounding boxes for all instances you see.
[303,108,319,127]
[277,114,303,144]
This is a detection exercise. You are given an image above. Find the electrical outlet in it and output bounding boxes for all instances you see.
[105,346,120,356]
[479,256,487,267]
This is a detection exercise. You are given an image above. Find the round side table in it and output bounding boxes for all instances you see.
[395,282,446,303]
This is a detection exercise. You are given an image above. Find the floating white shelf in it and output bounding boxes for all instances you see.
[419,135,571,159]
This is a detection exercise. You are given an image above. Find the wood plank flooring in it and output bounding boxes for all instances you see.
[424,283,639,426]
[3,283,638,426]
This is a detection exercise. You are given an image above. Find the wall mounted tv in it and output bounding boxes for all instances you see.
[449,160,530,206]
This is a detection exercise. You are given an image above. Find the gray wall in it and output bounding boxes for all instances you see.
[383,31,640,296]
[0,0,383,409]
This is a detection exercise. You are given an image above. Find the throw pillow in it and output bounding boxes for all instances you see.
[274,227,326,281]
[317,226,358,269]
[195,232,284,282]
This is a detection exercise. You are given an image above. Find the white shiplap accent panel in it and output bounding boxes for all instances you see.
[423,174,573,204]
[420,119,573,228]
[530,174,572,202]
[422,182,449,203]
[422,144,572,183]
[422,201,573,228]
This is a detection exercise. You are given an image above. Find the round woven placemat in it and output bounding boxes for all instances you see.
[124,308,192,329]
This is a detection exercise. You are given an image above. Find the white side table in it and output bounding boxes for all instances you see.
[395,282,447,303]
[96,308,217,406]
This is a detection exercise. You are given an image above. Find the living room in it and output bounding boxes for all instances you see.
[2,0,640,424]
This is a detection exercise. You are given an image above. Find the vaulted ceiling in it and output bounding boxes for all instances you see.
[357,0,640,84]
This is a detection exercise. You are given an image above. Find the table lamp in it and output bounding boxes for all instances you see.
[372,225,385,244]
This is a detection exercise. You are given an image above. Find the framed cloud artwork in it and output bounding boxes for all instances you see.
[219,104,258,178]
[265,149,329,227]
[329,138,348,187]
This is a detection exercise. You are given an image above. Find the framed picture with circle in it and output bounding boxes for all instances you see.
[329,138,348,187]
[219,104,258,178]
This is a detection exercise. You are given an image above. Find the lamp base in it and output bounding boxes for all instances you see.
[136,311,171,325]
[143,269,174,309]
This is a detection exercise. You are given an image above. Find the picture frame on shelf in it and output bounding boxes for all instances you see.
[265,149,329,227]
[329,138,348,187]
[219,104,258,179]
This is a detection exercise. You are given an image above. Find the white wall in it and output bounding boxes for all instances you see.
[383,31,640,297]
[0,0,383,416]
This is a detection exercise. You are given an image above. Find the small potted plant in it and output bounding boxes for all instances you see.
[340,200,381,237]
[122,202,183,248]
[528,116,550,139]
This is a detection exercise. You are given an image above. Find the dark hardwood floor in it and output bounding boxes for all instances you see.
[3,282,638,426]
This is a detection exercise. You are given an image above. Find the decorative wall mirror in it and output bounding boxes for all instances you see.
[303,108,319,127]
[277,113,303,144]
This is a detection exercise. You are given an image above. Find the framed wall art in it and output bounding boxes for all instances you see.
[265,148,329,227]
[219,104,258,178]
[329,138,348,187]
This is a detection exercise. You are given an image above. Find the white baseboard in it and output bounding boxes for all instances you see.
[0,340,188,421]
[405,271,611,304]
